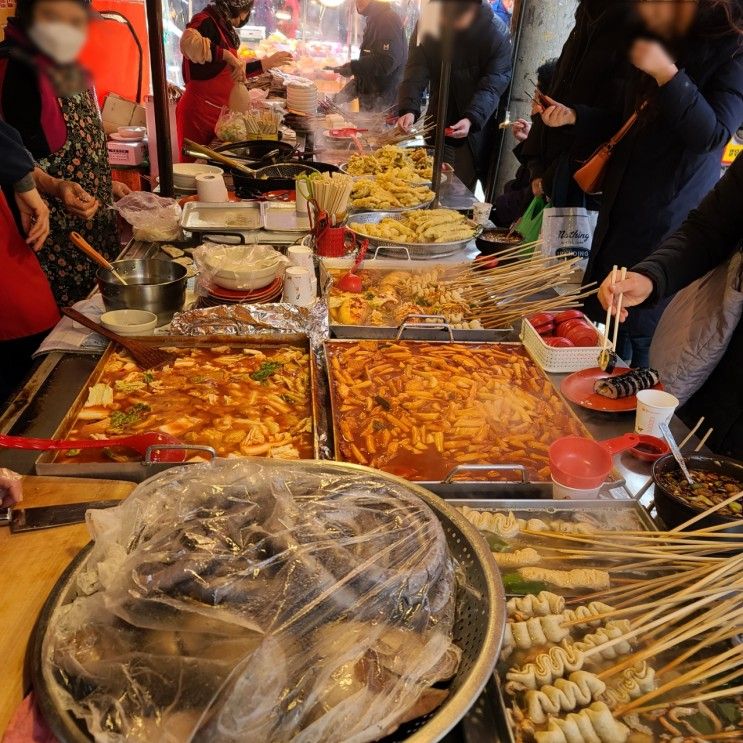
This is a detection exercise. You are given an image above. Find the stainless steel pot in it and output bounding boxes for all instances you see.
[97,259,187,324]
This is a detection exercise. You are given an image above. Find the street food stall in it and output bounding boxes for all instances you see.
[1,0,742,742]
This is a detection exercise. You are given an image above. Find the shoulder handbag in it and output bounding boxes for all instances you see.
[573,102,647,195]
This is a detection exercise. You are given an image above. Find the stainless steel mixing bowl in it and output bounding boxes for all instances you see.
[97,259,187,324]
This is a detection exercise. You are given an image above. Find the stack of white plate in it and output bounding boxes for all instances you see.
[286,81,318,115]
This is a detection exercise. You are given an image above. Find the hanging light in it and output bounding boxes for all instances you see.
[318,0,345,7]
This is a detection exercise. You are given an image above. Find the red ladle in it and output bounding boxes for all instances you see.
[0,432,187,463]
[549,433,640,489]
[335,239,369,293]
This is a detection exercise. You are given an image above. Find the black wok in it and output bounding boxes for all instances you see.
[652,453,743,534]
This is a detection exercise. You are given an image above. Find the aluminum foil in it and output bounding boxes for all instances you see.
[171,302,329,349]
[170,302,332,458]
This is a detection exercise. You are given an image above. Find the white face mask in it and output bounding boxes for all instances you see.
[28,21,86,65]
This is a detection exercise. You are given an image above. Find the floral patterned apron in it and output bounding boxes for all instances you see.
[37,89,119,306]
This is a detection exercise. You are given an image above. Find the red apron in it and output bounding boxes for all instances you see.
[176,10,236,155]
[0,193,59,341]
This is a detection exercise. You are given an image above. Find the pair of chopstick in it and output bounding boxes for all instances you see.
[601,264,628,356]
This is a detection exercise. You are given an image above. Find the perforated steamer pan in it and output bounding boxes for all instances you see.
[29,461,505,743]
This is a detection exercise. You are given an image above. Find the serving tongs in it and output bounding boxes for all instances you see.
[63,307,175,370]
[183,138,262,176]
[598,265,627,372]
[0,432,186,462]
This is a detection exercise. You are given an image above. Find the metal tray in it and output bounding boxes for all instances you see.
[455,498,658,743]
[320,256,512,341]
[29,460,505,743]
[346,211,482,259]
[445,498,658,532]
[180,201,263,233]
[262,202,311,232]
[323,339,593,485]
[35,334,323,481]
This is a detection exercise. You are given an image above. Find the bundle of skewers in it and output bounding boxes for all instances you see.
[440,241,598,328]
[463,490,743,743]
[298,171,354,223]
[375,115,437,148]
[243,108,283,137]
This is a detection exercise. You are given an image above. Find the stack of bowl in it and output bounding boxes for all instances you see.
[286,81,318,115]
[194,244,287,307]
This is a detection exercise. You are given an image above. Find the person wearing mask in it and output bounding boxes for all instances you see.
[0,468,22,507]
[396,0,512,191]
[519,0,633,206]
[0,0,131,307]
[598,153,743,459]
[333,0,408,112]
[540,0,743,366]
[177,0,292,150]
[491,58,557,228]
[0,119,59,401]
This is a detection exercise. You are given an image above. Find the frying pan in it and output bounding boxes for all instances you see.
[234,161,340,198]
[549,433,640,489]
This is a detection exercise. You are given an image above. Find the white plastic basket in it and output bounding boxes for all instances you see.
[520,317,606,374]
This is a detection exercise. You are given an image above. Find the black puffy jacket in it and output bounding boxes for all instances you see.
[397,1,512,180]
[578,4,743,337]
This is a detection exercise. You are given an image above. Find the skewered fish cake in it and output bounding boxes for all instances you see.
[574,620,633,661]
[519,567,610,591]
[503,615,570,653]
[599,663,656,707]
[507,592,565,619]
[506,642,586,692]
[534,702,630,743]
[460,507,520,539]
[562,602,614,628]
[525,671,607,724]
[493,548,541,569]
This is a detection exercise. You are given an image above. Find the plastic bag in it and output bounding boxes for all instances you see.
[112,192,182,242]
[215,107,248,141]
[45,459,459,743]
[192,243,288,292]
[515,195,545,246]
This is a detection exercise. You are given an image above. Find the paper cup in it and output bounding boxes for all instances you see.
[552,477,602,501]
[635,389,679,437]
[471,201,492,226]
[287,245,317,294]
[195,173,229,203]
[295,178,311,214]
[283,266,315,307]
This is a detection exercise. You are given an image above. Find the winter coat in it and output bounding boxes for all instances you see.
[349,1,408,111]
[520,0,633,204]
[632,153,743,458]
[397,1,512,181]
[577,5,743,337]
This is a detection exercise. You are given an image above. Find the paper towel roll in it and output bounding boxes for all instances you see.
[196,172,229,202]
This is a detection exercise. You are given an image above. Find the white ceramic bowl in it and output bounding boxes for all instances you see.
[117,126,146,141]
[100,309,158,336]
[199,244,286,291]
[173,163,224,192]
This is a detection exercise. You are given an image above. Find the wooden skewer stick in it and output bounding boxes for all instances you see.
[671,488,743,532]
[617,684,743,717]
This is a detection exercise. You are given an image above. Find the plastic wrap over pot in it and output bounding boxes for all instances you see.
[44,459,460,743]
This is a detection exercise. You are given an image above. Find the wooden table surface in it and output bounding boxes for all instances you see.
[0,475,135,735]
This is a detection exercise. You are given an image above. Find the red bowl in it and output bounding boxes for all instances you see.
[556,319,592,337]
[554,310,586,324]
[529,312,554,326]
[629,435,670,462]
[565,327,599,347]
